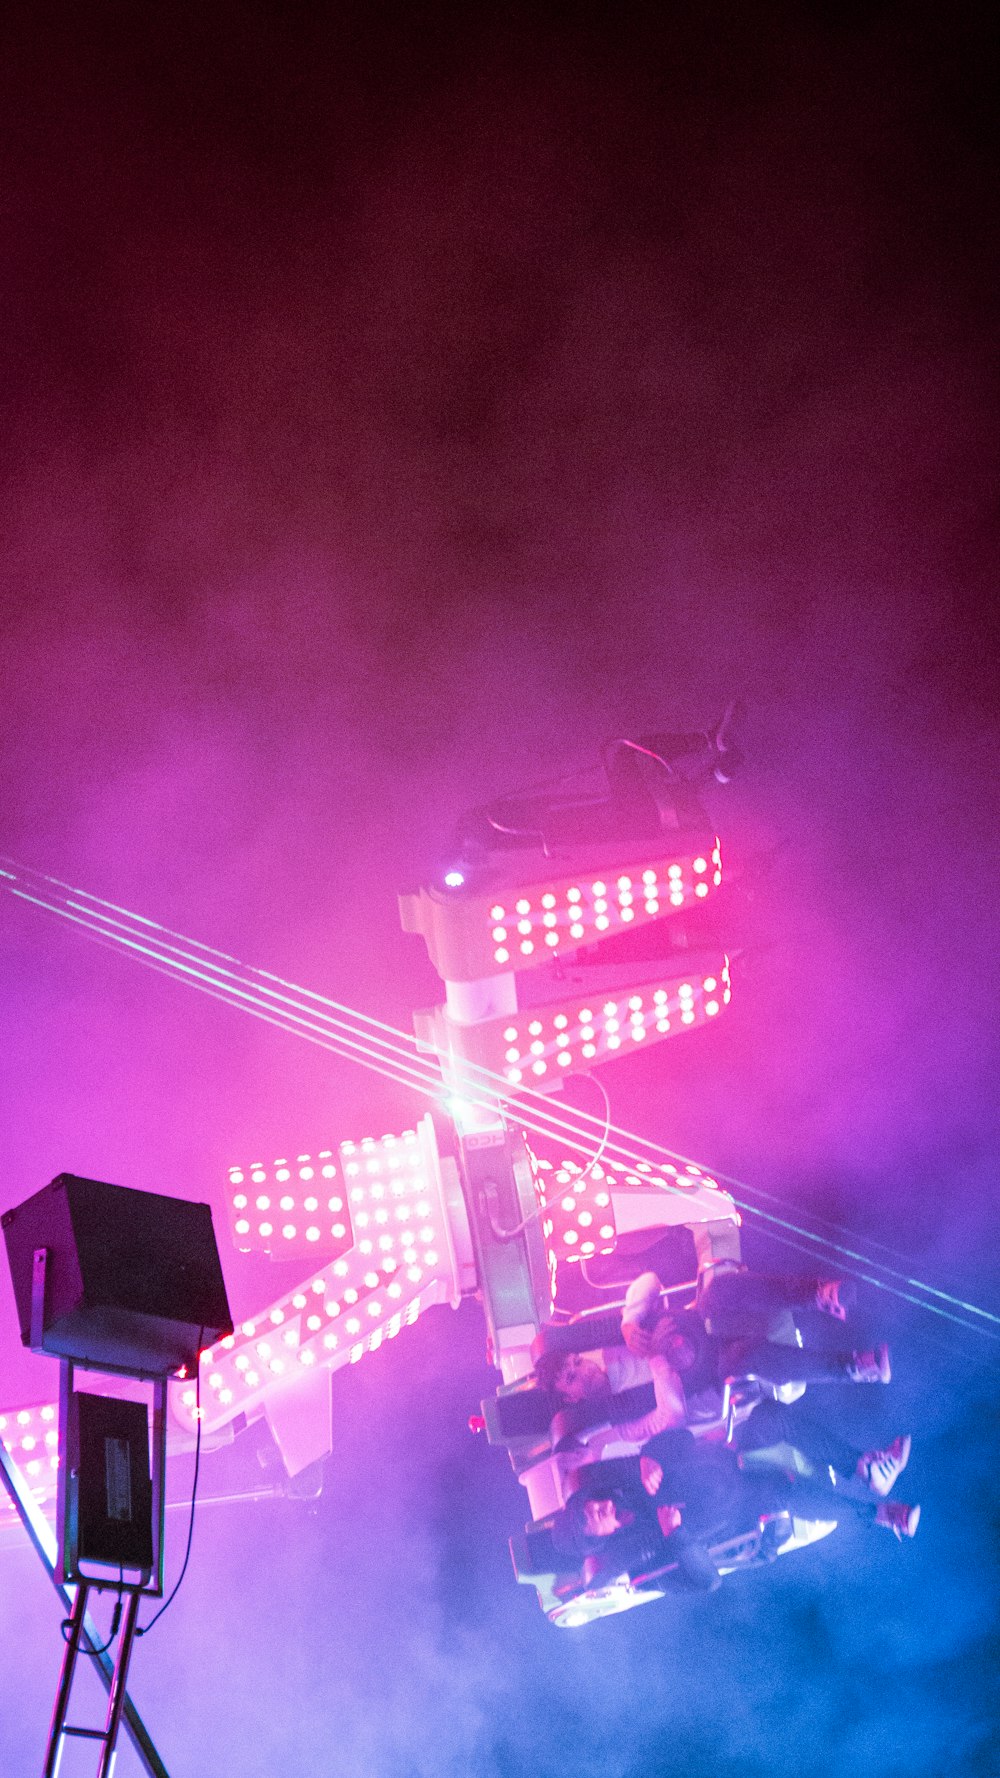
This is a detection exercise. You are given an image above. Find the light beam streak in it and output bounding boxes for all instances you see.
[2,857,997,1339]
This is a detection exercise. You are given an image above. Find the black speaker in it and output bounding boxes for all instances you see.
[2,1173,233,1377]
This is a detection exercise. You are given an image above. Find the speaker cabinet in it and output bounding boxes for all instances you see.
[3,1173,233,1376]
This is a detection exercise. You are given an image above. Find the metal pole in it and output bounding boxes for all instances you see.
[42,1581,90,1778]
[0,1434,171,1778]
[30,1246,48,1350]
[150,1377,168,1595]
[97,1590,142,1778]
[55,1360,76,1585]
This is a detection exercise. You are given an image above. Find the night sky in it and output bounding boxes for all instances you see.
[1,4,998,1775]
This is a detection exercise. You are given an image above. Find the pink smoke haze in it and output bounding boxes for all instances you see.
[0,6,996,1776]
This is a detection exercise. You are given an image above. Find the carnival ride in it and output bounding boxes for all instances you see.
[1,707,989,1757]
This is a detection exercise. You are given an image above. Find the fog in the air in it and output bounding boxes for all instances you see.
[1,6,997,1775]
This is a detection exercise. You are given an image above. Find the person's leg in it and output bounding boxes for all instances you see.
[780,1469,918,1533]
[736,1399,863,1480]
[734,1426,920,1537]
[786,1474,878,1521]
[700,1270,856,1338]
[730,1339,890,1386]
[737,1402,914,1501]
[734,1428,872,1518]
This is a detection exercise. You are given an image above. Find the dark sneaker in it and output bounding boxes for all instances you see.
[875,1500,920,1539]
[846,1344,891,1384]
[858,1434,912,1497]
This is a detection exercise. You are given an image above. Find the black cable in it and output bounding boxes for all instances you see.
[62,1571,124,1656]
[137,1335,204,1636]
[486,1073,615,1241]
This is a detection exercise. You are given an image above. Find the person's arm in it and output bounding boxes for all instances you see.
[657,1524,723,1592]
[580,1512,722,1593]
[621,1308,673,1360]
[614,1354,687,1442]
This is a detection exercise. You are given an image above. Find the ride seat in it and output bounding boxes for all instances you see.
[548,1383,658,1454]
[512,1511,798,1607]
[509,1519,584,1601]
[530,1309,625,1362]
[481,1375,660,1465]
[480,1381,558,1472]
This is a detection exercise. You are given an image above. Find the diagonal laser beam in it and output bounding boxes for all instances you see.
[2,856,997,1338]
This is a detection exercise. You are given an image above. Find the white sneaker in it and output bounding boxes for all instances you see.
[858,1434,912,1497]
[624,1272,663,1328]
[846,1344,891,1384]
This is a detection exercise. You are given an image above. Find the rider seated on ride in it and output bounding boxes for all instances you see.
[620,1268,894,1426]
[553,1433,737,1592]
[532,1264,893,1465]
[552,1416,920,1593]
[532,1342,688,1458]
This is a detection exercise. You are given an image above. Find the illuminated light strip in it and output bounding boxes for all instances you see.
[399,839,722,980]
[225,1131,433,1258]
[226,1128,434,1259]
[532,1155,618,1263]
[0,1405,59,1473]
[0,1284,427,1518]
[418,963,730,1089]
[175,1256,453,1436]
[228,1148,348,1255]
[0,1402,62,1523]
[2,860,997,1338]
[170,1116,466,1438]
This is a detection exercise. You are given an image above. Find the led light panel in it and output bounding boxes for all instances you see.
[531,1155,618,1307]
[173,1263,450,1441]
[530,1152,727,1288]
[190,1122,466,1436]
[226,1129,443,1261]
[0,1401,60,1525]
[400,840,723,983]
[226,1147,349,1257]
[418,959,731,1092]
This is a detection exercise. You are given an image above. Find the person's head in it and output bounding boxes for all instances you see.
[550,1481,640,1564]
[534,1348,611,1405]
[553,1483,639,1560]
